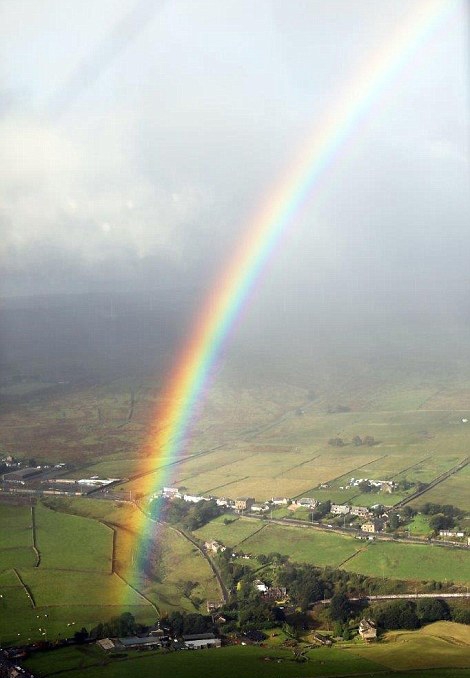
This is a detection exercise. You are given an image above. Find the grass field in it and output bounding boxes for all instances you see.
[21,622,470,678]
[0,504,34,551]
[193,515,264,547]
[34,503,113,572]
[352,621,470,671]
[410,463,470,512]
[41,498,221,614]
[234,522,363,567]
[342,540,470,583]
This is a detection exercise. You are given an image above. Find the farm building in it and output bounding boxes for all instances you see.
[439,530,464,538]
[253,579,268,593]
[162,486,181,498]
[97,636,163,651]
[235,497,255,511]
[270,497,290,505]
[331,503,350,515]
[358,619,377,641]
[183,494,206,503]
[361,519,384,533]
[293,497,318,508]
[350,506,370,518]
[2,467,44,483]
[204,539,225,553]
[250,503,268,512]
[182,633,221,649]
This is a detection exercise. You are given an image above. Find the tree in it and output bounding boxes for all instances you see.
[329,592,351,623]
[388,513,400,530]
[416,598,450,624]
[374,600,420,630]
[352,436,363,446]
[328,437,345,447]
[429,514,454,532]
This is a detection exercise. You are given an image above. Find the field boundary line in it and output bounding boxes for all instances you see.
[170,524,229,604]
[395,456,469,507]
[292,454,387,499]
[273,454,321,478]
[235,523,268,548]
[12,568,36,608]
[203,476,250,494]
[179,451,256,484]
[336,546,368,569]
[31,505,41,567]
[114,571,159,616]
[388,454,432,480]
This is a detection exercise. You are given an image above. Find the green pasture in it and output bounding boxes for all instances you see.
[23,644,384,678]
[407,513,431,535]
[193,515,264,547]
[35,503,113,572]
[0,566,156,645]
[342,540,470,584]
[239,522,362,567]
[0,548,37,571]
[0,504,33,548]
[410,463,470,512]
[141,523,222,614]
[352,622,470,671]
[41,498,220,614]
[22,623,470,678]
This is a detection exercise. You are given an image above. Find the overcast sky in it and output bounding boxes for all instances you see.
[0,0,468,313]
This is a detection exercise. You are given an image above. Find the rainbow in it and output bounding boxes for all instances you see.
[132,0,456,572]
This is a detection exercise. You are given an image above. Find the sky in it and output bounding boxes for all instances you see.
[0,0,468,318]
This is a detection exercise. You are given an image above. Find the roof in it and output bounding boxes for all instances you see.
[118,636,162,647]
[182,633,216,641]
[4,467,42,479]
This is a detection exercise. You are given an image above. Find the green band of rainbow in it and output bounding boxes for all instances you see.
[133,0,456,580]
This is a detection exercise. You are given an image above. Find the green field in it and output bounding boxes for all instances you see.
[35,503,113,572]
[230,522,363,567]
[342,540,470,583]
[22,622,470,678]
[193,515,265,547]
[40,497,221,614]
[0,504,33,549]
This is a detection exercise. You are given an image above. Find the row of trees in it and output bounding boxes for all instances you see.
[149,497,222,531]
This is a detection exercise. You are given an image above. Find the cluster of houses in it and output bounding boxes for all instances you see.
[346,478,396,493]
[97,628,221,652]
[158,487,388,533]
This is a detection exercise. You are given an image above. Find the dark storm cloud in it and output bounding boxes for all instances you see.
[0,0,468,312]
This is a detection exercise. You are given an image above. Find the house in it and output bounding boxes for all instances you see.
[183,494,206,503]
[361,519,384,533]
[182,633,221,649]
[264,586,287,600]
[270,497,290,506]
[162,486,181,498]
[250,503,268,512]
[216,497,230,507]
[358,619,377,641]
[292,497,317,509]
[439,530,464,538]
[331,503,350,515]
[206,600,223,613]
[350,506,370,518]
[235,497,255,511]
[204,540,225,554]
[253,579,268,593]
